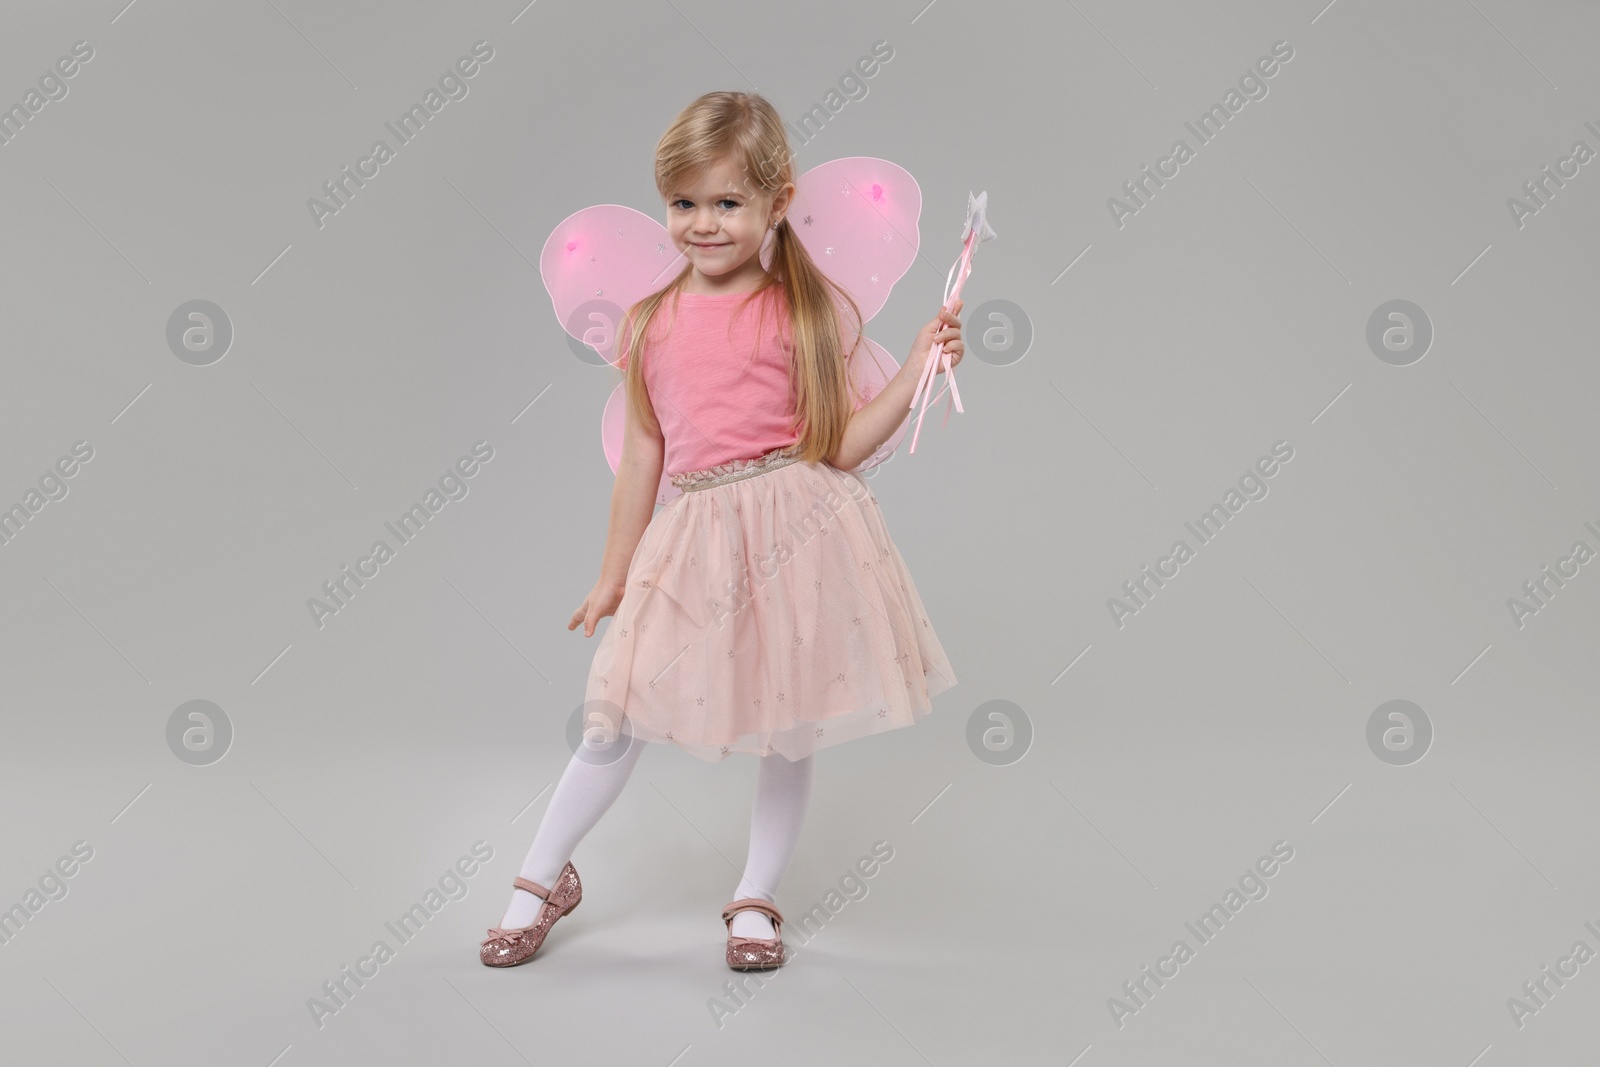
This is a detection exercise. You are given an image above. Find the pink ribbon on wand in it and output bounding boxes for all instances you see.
[907,190,997,454]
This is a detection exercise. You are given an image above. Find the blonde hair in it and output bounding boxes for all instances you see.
[616,91,866,466]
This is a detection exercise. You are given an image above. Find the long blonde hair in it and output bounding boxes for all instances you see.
[616,91,866,466]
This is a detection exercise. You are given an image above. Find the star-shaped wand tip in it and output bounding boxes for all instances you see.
[961,190,998,244]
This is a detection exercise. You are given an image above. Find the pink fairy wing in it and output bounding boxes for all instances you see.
[765,157,922,325]
[542,204,684,501]
[540,204,685,365]
[601,381,680,505]
[770,156,922,474]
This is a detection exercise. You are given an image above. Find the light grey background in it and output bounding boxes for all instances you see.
[2,0,1597,1064]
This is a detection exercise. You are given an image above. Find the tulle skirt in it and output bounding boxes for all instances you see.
[583,445,956,762]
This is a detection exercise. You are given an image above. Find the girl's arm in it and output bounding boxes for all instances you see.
[571,392,665,637]
[826,300,964,471]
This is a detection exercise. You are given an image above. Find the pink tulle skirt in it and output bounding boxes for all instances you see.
[584,445,956,762]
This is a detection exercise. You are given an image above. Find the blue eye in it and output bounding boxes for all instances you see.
[673,199,741,211]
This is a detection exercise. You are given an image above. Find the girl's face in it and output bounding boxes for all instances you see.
[665,157,793,292]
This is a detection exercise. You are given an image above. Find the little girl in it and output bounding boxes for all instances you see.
[481,90,963,971]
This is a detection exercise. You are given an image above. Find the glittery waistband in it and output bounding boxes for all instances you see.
[670,446,804,492]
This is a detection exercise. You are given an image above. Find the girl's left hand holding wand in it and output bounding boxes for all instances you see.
[829,299,965,470]
[908,298,964,377]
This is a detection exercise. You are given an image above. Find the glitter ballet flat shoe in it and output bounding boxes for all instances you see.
[479,862,582,968]
[721,897,786,971]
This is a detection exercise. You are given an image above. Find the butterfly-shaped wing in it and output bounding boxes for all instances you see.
[540,204,685,367]
[542,205,688,503]
[780,157,922,478]
[769,156,922,326]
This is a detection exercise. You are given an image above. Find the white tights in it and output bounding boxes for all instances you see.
[501,728,815,940]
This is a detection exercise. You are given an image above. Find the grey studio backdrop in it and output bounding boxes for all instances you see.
[1,0,1597,1064]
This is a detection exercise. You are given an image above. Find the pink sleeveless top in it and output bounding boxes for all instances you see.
[619,286,871,477]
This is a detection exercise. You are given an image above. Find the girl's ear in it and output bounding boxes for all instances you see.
[769,181,796,223]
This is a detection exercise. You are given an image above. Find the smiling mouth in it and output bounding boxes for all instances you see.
[691,242,727,248]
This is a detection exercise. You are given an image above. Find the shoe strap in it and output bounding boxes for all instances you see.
[512,876,552,901]
[722,897,784,930]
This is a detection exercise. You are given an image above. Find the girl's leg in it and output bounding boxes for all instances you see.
[728,750,815,939]
[500,727,648,928]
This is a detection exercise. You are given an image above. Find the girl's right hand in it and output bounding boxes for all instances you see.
[569,577,626,637]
